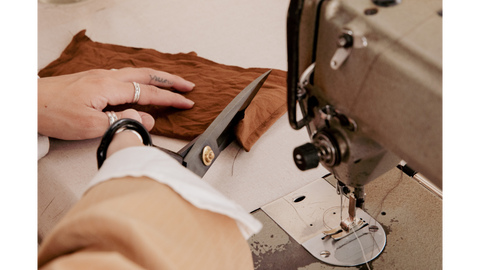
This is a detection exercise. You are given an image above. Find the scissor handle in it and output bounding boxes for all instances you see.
[97,118,152,169]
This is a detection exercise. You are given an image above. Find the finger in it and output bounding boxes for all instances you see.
[70,109,150,140]
[115,109,155,131]
[105,81,195,109]
[138,112,155,131]
[115,108,142,122]
[111,67,195,92]
[100,109,153,132]
[136,84,195,108]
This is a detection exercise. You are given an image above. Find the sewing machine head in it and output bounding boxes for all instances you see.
[286,0,442,207]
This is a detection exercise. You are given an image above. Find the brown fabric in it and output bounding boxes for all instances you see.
[38,176,254,270]
[38,30,287,151]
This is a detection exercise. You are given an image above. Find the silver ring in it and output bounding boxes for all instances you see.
[132,82,141,103]
[106,111,118,125]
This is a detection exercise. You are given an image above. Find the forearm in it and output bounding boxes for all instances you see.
[39,131,261,269]
[105,130,144,158]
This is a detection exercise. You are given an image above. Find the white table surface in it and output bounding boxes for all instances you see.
[37,0,329,240]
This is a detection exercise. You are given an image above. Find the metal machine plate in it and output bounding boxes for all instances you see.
[261,176,386,267]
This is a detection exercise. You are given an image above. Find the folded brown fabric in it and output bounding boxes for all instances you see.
[38,30,287,151]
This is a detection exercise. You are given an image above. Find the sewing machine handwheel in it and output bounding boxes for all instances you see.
[293,143,320,171]
[96,118,152,169]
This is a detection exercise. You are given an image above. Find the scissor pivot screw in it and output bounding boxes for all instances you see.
[202,146,215,166]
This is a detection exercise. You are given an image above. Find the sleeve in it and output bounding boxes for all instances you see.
[84,146,263,239]
[38,176,257,270]
[38,146,262,270]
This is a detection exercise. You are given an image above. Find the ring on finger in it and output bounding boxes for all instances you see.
[106,111,118,126]
[132,82,141,103]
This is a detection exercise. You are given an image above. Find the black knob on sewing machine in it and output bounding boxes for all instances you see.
[372,0,401,7]
[293,143,320,171]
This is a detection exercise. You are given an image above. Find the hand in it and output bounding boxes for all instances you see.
[38,67,195,140]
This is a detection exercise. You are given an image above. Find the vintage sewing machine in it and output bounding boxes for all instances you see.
[260,0,441,267]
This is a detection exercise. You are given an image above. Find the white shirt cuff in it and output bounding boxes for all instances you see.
[38,134,50,160]
[84,146,263,239]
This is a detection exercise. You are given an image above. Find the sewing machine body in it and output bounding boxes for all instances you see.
[276,0,442,265]
[289,0,442,191]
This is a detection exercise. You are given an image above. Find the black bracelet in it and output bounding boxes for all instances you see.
[96,118,152,169]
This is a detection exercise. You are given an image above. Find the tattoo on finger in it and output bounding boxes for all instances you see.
[149,75,173,86]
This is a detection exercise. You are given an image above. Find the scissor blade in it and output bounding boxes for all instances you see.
[182,70,272,177]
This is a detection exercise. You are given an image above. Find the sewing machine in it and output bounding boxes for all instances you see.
[257,0,442,267]
[288,0,441,192]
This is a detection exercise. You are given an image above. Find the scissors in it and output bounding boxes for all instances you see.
[97,70,272,177]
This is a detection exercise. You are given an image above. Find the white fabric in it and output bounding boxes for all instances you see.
[85,146,263,240]
[38,134,50,160]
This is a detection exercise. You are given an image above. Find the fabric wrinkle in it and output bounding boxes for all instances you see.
[38,30,288,151]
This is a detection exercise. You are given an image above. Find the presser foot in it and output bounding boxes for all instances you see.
[322,218,368,240]
[322,193,369,241]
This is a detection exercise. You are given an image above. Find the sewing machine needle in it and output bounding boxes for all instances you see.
[340,192,343,222]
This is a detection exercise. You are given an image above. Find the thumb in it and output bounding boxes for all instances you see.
[116,109,155,131]
[105,108,152,158]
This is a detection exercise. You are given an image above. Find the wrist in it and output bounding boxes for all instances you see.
[106,129,144,158]
[97,118,152,169]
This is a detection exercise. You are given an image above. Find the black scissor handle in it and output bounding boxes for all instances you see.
[97,118,152,169]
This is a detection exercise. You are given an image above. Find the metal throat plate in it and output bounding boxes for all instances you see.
[261,176,386,267]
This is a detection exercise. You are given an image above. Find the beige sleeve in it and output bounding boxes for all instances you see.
[38,176,254,270]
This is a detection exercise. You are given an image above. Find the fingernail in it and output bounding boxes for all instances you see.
[189,82,196,88]
[185,99,195,106]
